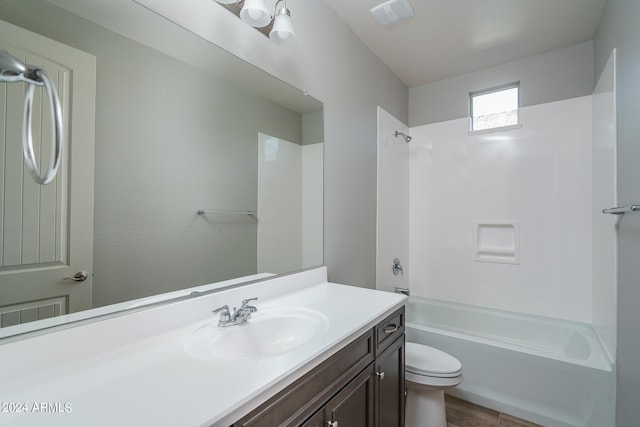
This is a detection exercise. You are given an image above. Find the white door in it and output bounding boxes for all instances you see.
[0,20,96,327]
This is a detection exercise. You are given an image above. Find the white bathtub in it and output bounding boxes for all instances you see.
[405,296,616,427]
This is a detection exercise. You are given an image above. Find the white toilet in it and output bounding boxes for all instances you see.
[405,342,463,427]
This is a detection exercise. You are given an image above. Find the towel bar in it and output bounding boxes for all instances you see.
[197,210,254,216]
[602,205,640,215]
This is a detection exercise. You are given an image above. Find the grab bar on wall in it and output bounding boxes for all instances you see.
[197,210,255,216]
[0,50,63,185]
[602,205,640,215]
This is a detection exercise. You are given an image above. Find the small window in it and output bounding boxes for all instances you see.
[469,83,519,132]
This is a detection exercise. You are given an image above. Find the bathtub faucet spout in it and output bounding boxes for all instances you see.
[395,287,410,296]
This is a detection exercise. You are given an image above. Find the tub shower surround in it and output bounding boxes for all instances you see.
[399,91,617,426]
[409,96,593,323]
[406,297,614,427]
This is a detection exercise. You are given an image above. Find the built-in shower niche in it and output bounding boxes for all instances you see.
[473,221,520,264]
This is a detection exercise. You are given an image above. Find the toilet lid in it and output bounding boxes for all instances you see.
[405,342,462,378]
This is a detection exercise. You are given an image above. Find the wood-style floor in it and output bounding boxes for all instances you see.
[446,395,543,427]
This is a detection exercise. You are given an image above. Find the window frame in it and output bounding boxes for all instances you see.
[469,81,521,134]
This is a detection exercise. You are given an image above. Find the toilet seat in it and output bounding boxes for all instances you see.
[405,342,462,382]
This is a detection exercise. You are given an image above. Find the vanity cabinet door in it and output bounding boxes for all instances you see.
[325,364,375,427]
[375,335,405,427]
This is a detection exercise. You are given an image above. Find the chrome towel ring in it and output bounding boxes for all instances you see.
[0,50,63,185]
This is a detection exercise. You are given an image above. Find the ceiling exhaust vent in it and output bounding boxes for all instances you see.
[370,0,414,27]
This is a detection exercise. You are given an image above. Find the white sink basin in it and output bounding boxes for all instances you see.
[184,307,330,361]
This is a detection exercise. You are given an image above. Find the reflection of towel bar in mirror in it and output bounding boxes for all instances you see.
[0,49,63,185]
[602,205,640,215]
[197,210,255,216]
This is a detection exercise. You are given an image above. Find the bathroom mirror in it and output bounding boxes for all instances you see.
[0,0,324,338]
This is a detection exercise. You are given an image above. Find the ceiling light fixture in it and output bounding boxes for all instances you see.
[269,2,295,40]
[240,0,271,27]
[215,0,296,41]
[370,0,414,27]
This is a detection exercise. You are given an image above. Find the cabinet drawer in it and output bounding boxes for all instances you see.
[375,307,404,354]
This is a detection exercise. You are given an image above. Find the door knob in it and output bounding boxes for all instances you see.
[64,271,88,282]
[376,371,385,380]
[328,421,338,427]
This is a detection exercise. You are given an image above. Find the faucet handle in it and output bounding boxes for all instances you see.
[213,304,230,318]
[241,297,258,306]
[392,258,404,276]
[213,304,229,313]
[213,305,232,326]
[241,297,258,313]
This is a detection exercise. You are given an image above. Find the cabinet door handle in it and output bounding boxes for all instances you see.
[328,421,338,427]
[376,371,385,380]
[383,324,398,334]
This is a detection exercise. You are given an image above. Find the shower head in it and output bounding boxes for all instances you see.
[0,50,42,85]
[394,130,412,143]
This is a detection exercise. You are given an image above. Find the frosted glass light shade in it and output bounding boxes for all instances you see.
[269,7,296,40]
[240,0,271,27]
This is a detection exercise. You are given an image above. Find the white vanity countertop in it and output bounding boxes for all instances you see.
[0,267,406,427]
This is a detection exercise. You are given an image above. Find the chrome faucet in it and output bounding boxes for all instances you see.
[213,297,258,327]
[394,287,410,296]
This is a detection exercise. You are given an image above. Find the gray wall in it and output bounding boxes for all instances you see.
[302,109,324,145]
[197,0,409,288]
[409,41,594,126]
[0,1,306,305]
[594,1,640,425]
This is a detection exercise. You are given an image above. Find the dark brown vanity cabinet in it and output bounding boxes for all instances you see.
[375,335,405,427]
[300,410,324,427]
[231,306,405,427]
[374,307,405,427]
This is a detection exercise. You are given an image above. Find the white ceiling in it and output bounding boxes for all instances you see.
[321,0,608,88]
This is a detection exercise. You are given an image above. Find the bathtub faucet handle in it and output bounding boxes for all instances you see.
[392,257,404,275]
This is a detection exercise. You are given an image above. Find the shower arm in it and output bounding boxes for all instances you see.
[394,130,412,143]
[0,50,63,185]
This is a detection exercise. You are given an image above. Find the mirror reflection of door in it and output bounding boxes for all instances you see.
[0,20,96,328]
